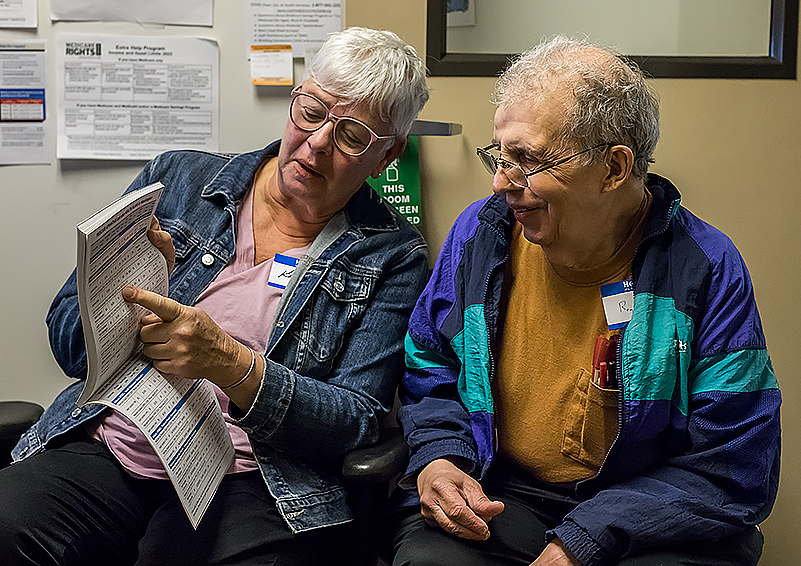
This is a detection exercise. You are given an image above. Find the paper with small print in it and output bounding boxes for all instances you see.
[56,34,219,160]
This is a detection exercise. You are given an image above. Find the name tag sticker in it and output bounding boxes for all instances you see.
[601,279,634,330]
[267,254,299,290]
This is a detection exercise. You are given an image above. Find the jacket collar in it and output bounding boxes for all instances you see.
[642,173,682,239]
[344,183,398,233]
[478,194,515,244]
[201,141,281,205]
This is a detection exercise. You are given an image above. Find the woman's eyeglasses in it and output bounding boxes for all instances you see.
[290,87,394,157]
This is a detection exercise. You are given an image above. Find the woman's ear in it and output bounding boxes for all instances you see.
[602,145,635,192]
[371,139,407,179]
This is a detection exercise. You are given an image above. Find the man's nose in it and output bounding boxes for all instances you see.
[491,168,518,195]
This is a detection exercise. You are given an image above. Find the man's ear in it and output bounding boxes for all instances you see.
[371,138,407,179]
[602,145,635,192]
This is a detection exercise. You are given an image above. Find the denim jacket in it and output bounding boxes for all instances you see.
[13,142,429,533]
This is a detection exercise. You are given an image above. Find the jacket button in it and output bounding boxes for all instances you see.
[334,281,345,293]
[71,408,82,418]
[201,253,215,267]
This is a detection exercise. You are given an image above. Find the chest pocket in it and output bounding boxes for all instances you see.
[562,367,619,469]
[163,219,223,263]
[294,260,379,375]
[165,222,194,263]
[161,219,230,302]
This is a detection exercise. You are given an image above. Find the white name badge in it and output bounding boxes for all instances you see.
[601,279,634,330]
[267,254,299,290]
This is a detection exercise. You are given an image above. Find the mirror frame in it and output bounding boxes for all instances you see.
[426,0,799,79]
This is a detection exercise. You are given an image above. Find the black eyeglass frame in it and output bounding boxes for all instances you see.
[476,142,611,188]
[289,86,395,157]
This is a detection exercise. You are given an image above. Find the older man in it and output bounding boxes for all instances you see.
[385,36,780,566]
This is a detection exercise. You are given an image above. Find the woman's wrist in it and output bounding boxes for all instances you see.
[225,349,264,413]
[221,345,256,390]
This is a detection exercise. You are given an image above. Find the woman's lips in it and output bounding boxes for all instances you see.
[296,159,322,177]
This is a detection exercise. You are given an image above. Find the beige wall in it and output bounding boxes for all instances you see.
[348,1,799,564]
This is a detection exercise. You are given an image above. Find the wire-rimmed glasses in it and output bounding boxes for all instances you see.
[476,142,610,188]
[289,86,394,157]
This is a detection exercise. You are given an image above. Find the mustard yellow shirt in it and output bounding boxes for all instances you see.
[493,195,650,485]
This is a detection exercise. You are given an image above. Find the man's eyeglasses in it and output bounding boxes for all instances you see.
[476,142,610,188]
[290,86,395,157]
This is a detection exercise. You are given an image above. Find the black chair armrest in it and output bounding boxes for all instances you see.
[342,427,408,485]
[342,427,409,566]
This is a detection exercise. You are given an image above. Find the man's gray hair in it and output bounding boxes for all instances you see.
[493,36,660,179]
[308,27,429,137]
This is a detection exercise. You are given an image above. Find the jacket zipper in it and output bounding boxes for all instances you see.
[577,195,679,491]
[484,252,508,457]
[481,208,510,462]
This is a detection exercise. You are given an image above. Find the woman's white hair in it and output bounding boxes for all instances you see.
[494,36,660,180]
[307,27,429,137]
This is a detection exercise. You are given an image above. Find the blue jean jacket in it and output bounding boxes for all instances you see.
[13,142,429,533]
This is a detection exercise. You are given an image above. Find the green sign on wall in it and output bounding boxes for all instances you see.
[367,135,422,227]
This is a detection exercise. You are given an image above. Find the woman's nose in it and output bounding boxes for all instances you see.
[306,120,335,153]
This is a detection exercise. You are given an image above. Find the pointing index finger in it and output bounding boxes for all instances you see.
[122,286,182,323]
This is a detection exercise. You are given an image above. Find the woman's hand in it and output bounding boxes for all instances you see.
[147,217,176,275]
[121,286,262,410]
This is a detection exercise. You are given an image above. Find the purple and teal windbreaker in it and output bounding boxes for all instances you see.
[397,174,781,566]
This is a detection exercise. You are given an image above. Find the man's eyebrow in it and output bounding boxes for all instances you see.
[497,142,546,163]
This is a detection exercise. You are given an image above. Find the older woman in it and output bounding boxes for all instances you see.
[2,27,429,566]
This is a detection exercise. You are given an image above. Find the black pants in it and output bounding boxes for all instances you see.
[383,459,763,566]
[0,432,355,566]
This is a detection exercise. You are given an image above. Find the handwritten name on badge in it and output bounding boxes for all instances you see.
[601,279,634,330]
[267,254,299,290]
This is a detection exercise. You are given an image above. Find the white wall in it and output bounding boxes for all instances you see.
[0,1,301,407]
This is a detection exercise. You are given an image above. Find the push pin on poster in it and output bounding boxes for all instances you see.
[250,45,293,86]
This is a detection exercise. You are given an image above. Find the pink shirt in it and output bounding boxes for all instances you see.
[94,188,310,479]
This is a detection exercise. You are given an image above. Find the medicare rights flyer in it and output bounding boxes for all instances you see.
[56,35,219,160]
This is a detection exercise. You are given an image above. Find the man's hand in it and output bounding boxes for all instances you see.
[417,458,505,540]
[530,540,581,566]
[147,217,176,275]
[121,286,248,386]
